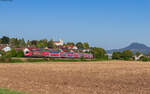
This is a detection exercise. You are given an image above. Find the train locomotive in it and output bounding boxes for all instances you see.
[24,48,93,59]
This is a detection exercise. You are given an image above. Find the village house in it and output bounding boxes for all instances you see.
[82,49,90,52]
[107,53,113,59]
[134,54,144,61]
[54,39,64,46]
[53,39,79,52]
[3,46,11,52]
[64,45,78,50]
[0,44,12,52]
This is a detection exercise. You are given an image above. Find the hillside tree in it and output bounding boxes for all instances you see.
[0,36,9,44]
[83,42,90,49]
[76,42,84,49]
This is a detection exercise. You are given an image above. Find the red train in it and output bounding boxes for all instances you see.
[24,48,93,59]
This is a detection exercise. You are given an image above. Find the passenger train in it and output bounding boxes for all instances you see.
[24,48,93,59]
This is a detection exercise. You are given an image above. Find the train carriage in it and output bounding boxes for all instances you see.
[49,51,60,57]
[60,52,67,57]
[24,48,93,59]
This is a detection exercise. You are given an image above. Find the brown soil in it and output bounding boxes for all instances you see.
[0,61,150,94]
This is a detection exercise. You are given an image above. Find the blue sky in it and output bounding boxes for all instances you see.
[0,0,150,49]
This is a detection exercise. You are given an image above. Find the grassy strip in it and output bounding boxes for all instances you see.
[10,59,24,63]
[26,58,48,62]
[0,57,108,63]
[0,88,25,94]
[26,58,107,62]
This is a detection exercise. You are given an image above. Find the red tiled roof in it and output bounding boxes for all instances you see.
[54,41,61,44]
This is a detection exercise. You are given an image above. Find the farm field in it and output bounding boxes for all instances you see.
[0,61,150,94]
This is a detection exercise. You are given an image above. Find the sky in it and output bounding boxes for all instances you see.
[0,0,150,50]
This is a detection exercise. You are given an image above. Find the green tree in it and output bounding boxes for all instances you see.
[26,40,31,47]
[121,50,133,60]
[83,42,90,49]
[91,47,108,59]
[31,40,38,47]
[0,36,9,44]
[112,52,122,60]
[19,38,26,47]
[36,41,42,48]
[9,38,18,47]
[66,42,75,46]
[48,39,55,48]
[76,42,84,49]
[39,39,48,47]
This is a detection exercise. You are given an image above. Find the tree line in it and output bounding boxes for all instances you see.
[0,36,90,49]
[112,50,133,60]
[112,50,150,61]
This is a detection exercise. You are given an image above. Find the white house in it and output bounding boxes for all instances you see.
[134,54,144,61]
[72,46,78,50]
[107,53,113,59]
[2,46,11,52]
[54,39,64,46]
[83,49,90,52]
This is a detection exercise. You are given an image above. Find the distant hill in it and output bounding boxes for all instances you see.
[107,43,150,54]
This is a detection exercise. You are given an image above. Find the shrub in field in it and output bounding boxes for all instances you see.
[1,51,12,58]
[17,50,24,57]
[0,51,12,63]
[10,49,17,57]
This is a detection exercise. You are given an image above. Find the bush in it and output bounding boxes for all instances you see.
[11,49,17,57]
[0,51,12,63]
[5,51,12,58]
[16,50,24,57]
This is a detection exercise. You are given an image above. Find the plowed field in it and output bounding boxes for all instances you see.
[0,61,150,94]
